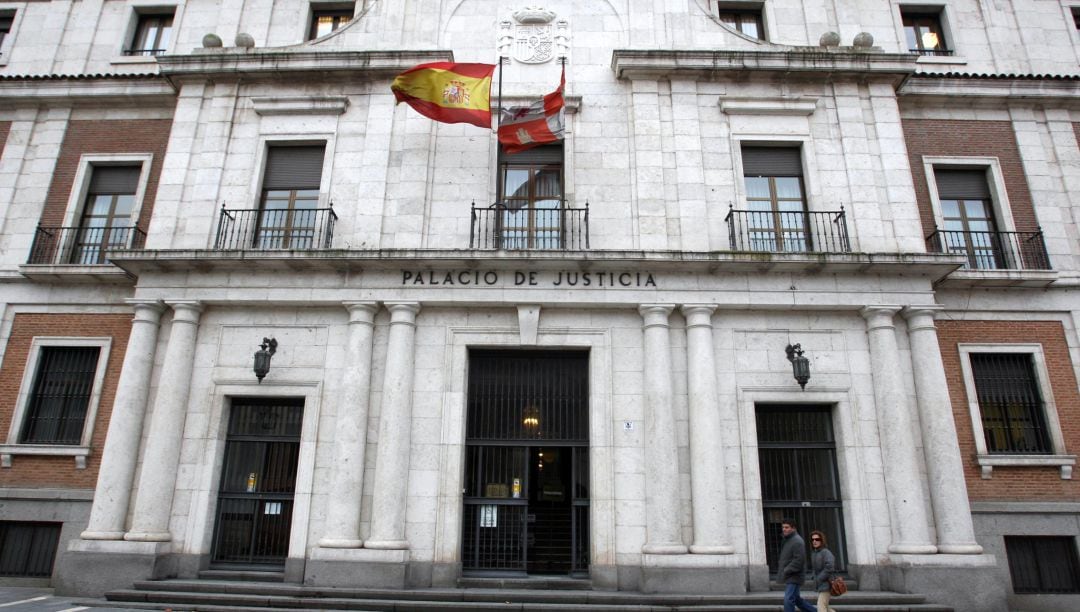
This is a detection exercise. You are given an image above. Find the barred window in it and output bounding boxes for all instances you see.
[1005,536,1080,594]
[19,347,101,445]
[0,522,61,578]
[970,353,1051,454]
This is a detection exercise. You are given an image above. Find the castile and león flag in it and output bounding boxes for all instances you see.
[390,60,566,154]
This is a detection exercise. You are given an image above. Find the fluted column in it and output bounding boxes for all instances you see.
[681,305,733,554]
[903,306,983,554]
[365,302,421,549]
[639,304,687,554]
[81,300,165,540]
[861,306,936,554]
[319,302,379,548]
[125,301,203,542]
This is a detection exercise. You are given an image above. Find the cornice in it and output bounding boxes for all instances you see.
[899,74,1080,102]
[155,49,455,85]
[0,75,174,104]
[611,48,918,82]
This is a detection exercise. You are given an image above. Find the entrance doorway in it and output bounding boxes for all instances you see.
[211,397,303,567]
[756,404,847,577]
[462,350,589,576]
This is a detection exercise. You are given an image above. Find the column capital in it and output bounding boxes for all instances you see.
[639,304,675,327]
[125,299,165,323]
[902,305,946,328]
[385,302,421,324]
[860,305,902,330]
[344,302,379,324]
[680,304,717,327]
[164,300,203,323]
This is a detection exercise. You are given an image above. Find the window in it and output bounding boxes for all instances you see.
[73,165,139,264]
[18,346,101,445]
[0,522,61,577]
[259,145,326,249]
[934,169,1001,269]
[970,353,1052,454]
[0,12,13,52]
[309,3,354,40]
[497,144,564,249]
[1005,536,1080,594]
[127,10,173,56]
[1073,7,1080,31]
[717,4,764,40]
[901,8,951,55]
[740,146,808,252]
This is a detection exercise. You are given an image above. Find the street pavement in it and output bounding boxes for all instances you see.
[0,587,145,612]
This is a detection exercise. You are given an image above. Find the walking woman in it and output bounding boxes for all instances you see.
[810,530,836,612]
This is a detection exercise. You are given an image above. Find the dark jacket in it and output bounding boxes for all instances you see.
[812,547,836,592]
[778,531,806,584]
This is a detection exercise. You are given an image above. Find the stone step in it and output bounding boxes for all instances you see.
[91,579,952,611]
[198,569,285,582]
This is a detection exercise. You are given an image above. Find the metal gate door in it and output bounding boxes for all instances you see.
[211,397,303,567]
[462,350,590,576]
[756,404,847,577]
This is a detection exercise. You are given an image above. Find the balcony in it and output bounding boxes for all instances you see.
[470,202,589,251]
[28,225,147,265]
[214,206,338,250]
[925,229,1050,271]
[725,207,851,253]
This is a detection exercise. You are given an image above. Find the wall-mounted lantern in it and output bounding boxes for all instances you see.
[254,337,277,383]
[785,343,810,389]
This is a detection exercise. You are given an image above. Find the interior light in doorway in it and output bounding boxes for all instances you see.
[254,337,278,383]
[785,343,810,389]
[522,404,540,429]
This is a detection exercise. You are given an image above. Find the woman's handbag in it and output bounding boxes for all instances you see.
[829,575,848,596]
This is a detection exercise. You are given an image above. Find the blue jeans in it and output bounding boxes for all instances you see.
[783,582,818,612]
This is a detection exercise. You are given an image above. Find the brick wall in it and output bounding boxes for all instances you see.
[937,319,1080,501]
[40,119,172,229]
[0,121,10,154]
[902,119,1039,236]
[0,313,132,488]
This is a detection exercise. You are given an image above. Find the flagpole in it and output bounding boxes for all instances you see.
[496,55,505,133]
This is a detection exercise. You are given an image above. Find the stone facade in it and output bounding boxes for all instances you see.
[0,2,1078,612]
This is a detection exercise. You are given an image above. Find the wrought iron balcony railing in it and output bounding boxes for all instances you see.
[123,48,167,57]
[926,228,1050,271]
[214,205,338,250]
[471,201,589,250]
[725,207,851,253]
[28,225,147,265]
[910,48,955,57]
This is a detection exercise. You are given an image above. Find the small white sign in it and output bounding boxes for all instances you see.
[264,502,282,515]
[623,421,634,431]
[480,505,498,528]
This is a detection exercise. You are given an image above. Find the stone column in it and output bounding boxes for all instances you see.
[81,300,165,540]
[903,306,983,554]
[639,305,686,554]
[319,302,379,548]
[365,302,421,550]
[125,301,203,542]
[860,306,936,554]
[681,305,733,554]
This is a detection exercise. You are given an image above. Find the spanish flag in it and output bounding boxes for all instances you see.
[391,62,496,129]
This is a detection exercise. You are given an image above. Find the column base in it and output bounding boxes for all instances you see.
[79,530,126,540]
[878,557,1006,612]
[364,539,409,550]
[124,531,172,542]
[641,543,688,554]
[689,544,735,554]
[306,547,408,588]
[888,543,938,554]
[317,538,364,549]
[56,539,174,598]
[936,543,984,554]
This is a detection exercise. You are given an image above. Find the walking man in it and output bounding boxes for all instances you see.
[778,518,817,612]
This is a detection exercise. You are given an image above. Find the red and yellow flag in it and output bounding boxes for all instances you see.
[391,62,496,128]
[498,68,566,154]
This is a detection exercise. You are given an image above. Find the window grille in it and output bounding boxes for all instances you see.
[0,522,61,577]
[970,353,1052,454]
[19,347,100,445]
[1005,536,1080,593]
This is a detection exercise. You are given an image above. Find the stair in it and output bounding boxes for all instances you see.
[76,578,956,611]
